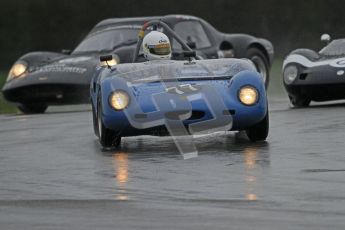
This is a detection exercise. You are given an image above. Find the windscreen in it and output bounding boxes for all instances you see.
[319,39,345,56]
[73,27,139,53]
[113,59,256,83]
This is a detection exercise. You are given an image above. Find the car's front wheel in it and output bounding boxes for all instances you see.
[246,48,270,89]
[245,112,269,142]
[97,94,121,148]
[17,104,48,114]
[289,95,311,108]
[92,102,99,137]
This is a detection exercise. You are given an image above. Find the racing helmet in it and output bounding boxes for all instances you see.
[142,31,172,61]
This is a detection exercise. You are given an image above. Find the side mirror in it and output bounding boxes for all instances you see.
[100,55,113,62]
[99,55,118,68]
[321,34,331,44]
[61,49,72,55]
[183,51,197,63]
[183,51,196,58]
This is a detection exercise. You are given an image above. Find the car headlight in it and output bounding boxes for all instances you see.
[283,65,298,84]
[7,61,28,81]
[238,86,259,106]
[109,90,130,110]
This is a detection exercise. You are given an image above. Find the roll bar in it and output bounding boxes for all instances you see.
[132,20,195,63]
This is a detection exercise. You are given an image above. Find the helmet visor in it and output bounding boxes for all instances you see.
[148,43,171,55]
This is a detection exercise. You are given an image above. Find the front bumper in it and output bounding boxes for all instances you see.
[103,102,267,137]
[2,70,92,105]
[3,84,90,105]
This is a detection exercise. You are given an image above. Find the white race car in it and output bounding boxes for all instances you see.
[283,34,345,107]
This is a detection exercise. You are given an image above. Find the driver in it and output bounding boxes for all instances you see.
[142,31,172,61]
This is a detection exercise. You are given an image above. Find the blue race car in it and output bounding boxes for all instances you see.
[91,20,269,148]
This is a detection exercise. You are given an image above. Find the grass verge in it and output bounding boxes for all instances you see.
[0,72,17,114]
[267,58,285,97]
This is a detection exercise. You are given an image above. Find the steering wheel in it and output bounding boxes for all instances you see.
[132,20,201,63]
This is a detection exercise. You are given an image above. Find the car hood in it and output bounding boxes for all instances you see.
[3,54,101,90]
[27,54,99,74]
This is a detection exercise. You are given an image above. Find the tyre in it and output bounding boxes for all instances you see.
[18,104,48,114]
[246,48,270,89]
[97,92,121,148]
[245,112,269,142]
[289,95,311,108]
[92,102,99,137]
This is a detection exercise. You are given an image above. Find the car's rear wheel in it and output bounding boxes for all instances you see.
[97,93,121,148]
[17,104,48,114]
[289,95,311,108]
[246,48,270,89]
[245,112,269,142]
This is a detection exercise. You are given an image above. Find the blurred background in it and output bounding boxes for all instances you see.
[1,0,345,68]
[0,0,344,112]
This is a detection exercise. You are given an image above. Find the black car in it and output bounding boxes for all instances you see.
[283,34,345,107]
[2,15,274,114]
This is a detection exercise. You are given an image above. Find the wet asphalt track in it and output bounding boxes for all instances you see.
[1,83,345,229]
